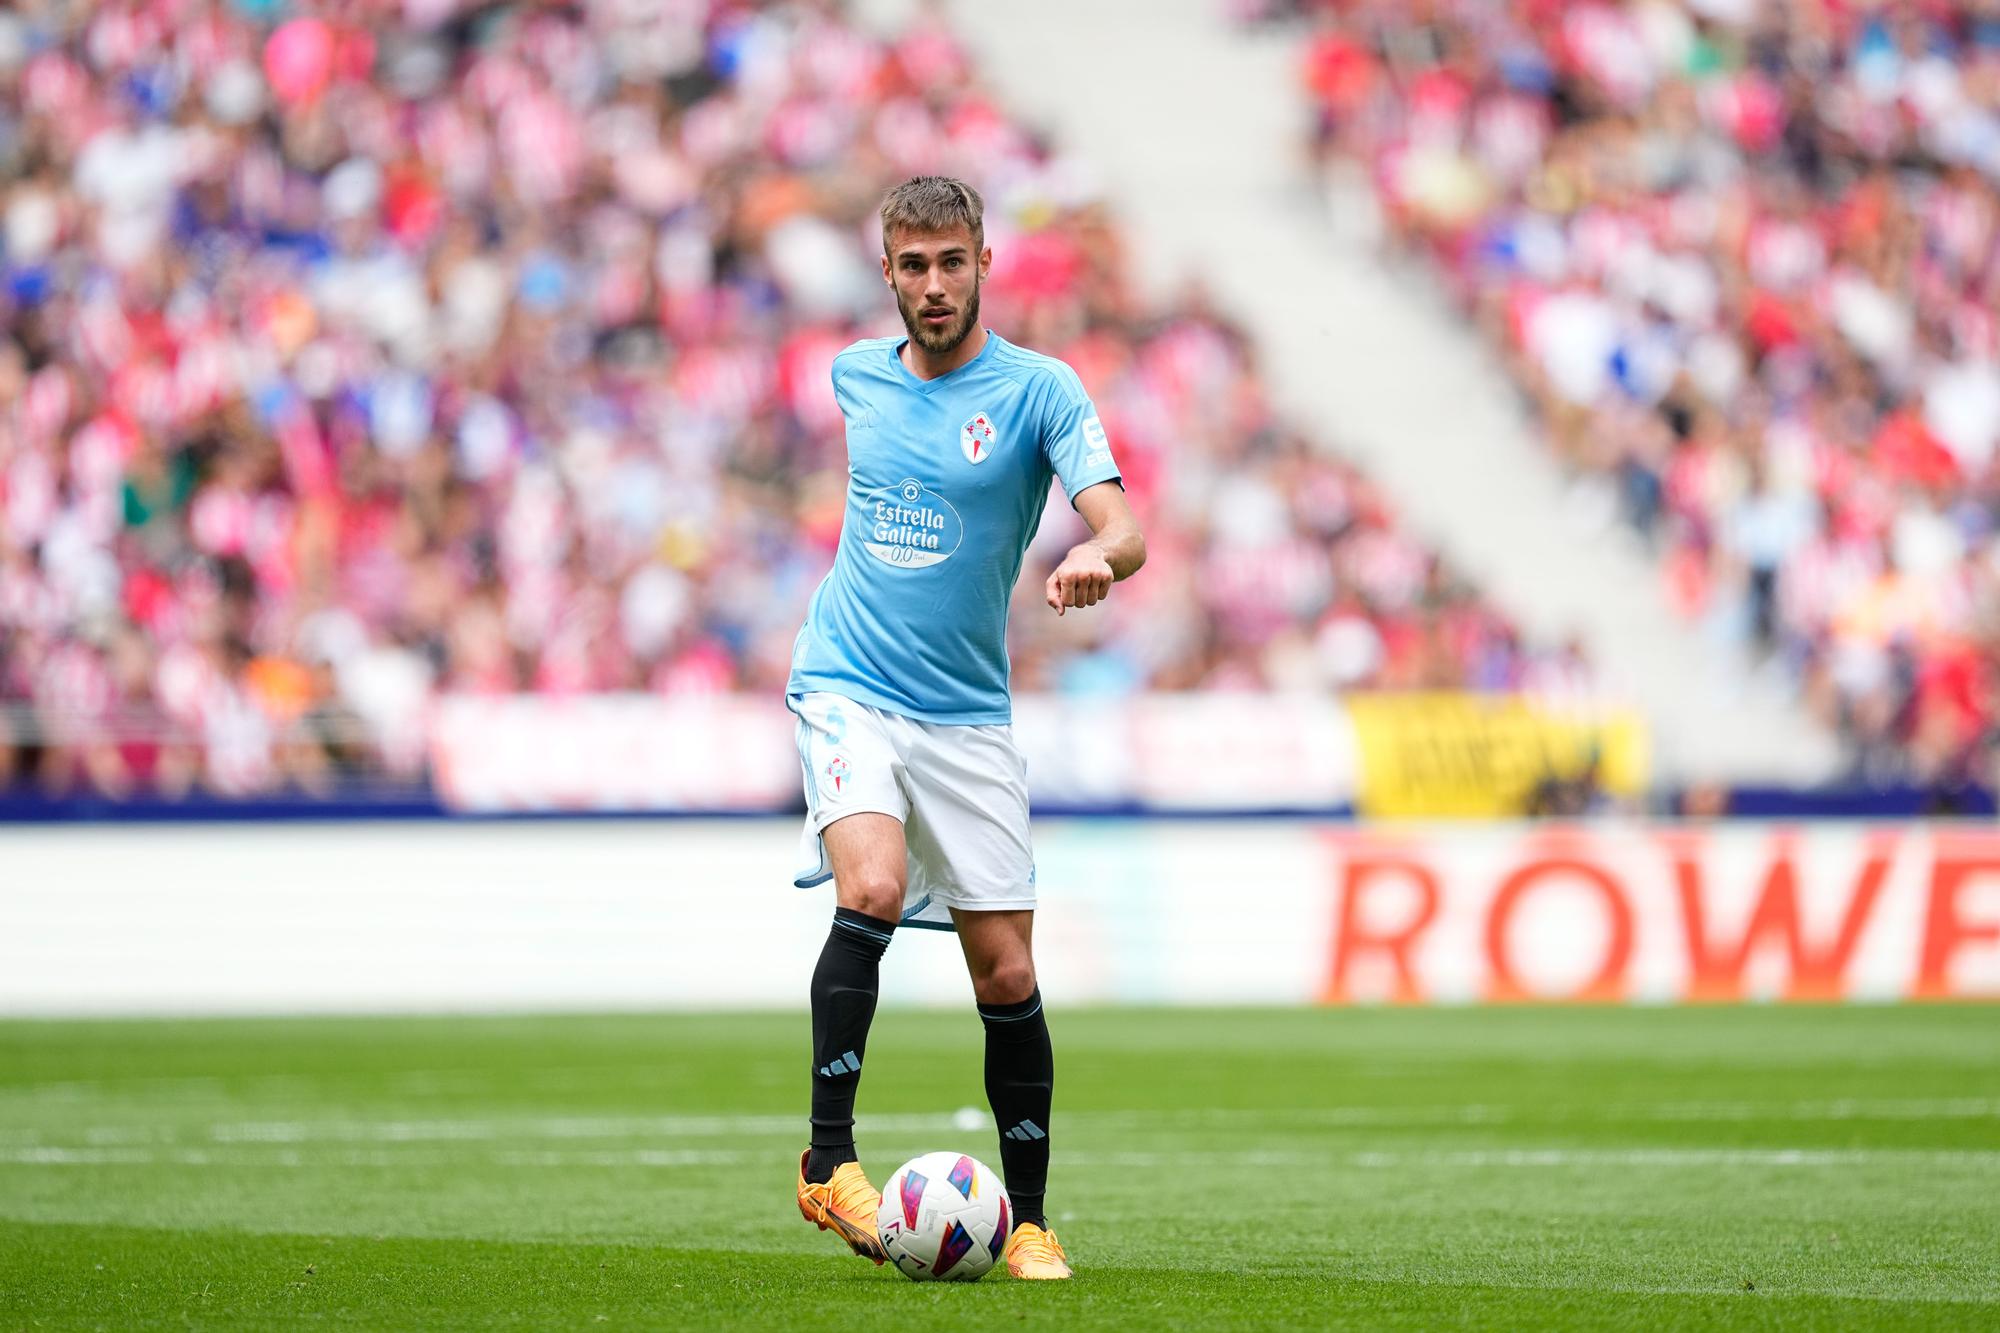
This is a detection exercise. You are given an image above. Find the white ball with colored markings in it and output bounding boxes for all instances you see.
[876,1151,1011,1282]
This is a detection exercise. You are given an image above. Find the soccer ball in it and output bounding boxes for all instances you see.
[876,1151,1011,1282]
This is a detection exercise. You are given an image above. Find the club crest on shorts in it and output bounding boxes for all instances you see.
[822,755,850,798]
[961,411,997,464]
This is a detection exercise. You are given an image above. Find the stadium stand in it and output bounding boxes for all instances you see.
[1281,0,2000,789]
[0,0,1577,800]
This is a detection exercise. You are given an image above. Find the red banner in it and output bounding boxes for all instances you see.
[1318,825,2000,1003]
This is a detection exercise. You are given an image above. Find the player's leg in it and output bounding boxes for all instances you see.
[795,810,905,1263]
[904,717,1067,1276]
[791,694,911,1263]
[808,811,906,1180]
[952,908,1049,1215]
[951,907,1069,1279]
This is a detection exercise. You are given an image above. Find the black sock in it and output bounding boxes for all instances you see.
[979,988,1052,1230]
[805,906,896,1184]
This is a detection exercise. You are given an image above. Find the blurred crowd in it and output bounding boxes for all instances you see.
[0,0,1558,800]
[1283,0,2000,788]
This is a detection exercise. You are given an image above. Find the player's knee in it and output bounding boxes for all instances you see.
[973,960,1037,1007]
[836,870,903,923]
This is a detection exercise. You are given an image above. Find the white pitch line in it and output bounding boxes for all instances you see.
[1344,1149,2000,1170]
[203,1112,957,1144]
[0,1146,756,1168]
[1,1097,1993,1151]
[186,1096,2000,1141]
[1636,1097,2000,1123]
[1158,1098,2000,1128]
[1062,1149,2000,1170]
[491,1149,749,1168]
[0,1147,409,1167]
[3,1146,1996,1171]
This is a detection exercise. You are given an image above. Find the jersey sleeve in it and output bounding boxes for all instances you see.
[1040,372,1123,505]
[829,354,859,419]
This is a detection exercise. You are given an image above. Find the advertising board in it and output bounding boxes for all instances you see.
[2,821,1991,1013]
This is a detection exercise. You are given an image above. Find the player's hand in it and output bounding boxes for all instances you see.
[1045,544,1114,616]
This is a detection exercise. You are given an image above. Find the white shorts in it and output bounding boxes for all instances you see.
[790,691,1035,930]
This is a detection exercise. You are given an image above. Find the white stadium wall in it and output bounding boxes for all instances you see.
[3,820,1997,1015]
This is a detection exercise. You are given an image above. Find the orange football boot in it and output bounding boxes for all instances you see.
[1002,1220,1072,1279]
[796,1151,886,1263]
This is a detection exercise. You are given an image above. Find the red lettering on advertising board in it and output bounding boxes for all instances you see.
[1324,850,1440,1003]
[1484,857,1633,1002]
[1667,831,1895,1001]
[1918,838,2000,999]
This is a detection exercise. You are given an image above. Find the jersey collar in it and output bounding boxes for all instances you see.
[892,327,999,394]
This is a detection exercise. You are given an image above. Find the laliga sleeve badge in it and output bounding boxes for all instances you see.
[961,412,997,464]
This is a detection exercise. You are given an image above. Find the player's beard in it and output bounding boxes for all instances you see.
[898,281,982,357]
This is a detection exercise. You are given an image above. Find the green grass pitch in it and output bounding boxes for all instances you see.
[2,1006,1996,1330]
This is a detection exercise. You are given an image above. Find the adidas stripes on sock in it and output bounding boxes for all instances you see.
[979,988,1052,1229]
[806,906,896,1184]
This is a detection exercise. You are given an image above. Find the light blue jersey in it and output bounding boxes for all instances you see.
[787,331,1123,724]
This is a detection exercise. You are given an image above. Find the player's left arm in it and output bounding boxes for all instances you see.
[1045,481,1146,616]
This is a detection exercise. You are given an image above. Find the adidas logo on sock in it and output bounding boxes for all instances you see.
[816,1050,862,1078]
[1003,1119,1046,1141]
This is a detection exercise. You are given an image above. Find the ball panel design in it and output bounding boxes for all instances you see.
[989,1193,1009,1261]
[932,1220,975,1278]
[946,1154,977,1198]
[897,1168,926,1229]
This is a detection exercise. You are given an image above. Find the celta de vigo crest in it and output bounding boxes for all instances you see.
[961,411,997,464]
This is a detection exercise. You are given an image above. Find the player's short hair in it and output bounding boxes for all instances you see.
[879,176,984,255]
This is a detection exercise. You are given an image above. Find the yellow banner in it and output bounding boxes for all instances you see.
[1345,694,1649,818]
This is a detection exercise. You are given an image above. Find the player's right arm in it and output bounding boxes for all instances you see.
[1036,364,1139,616]
[1045,481,1144,616]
